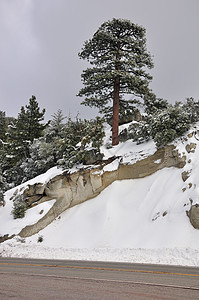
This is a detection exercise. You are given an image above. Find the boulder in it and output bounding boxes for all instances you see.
[186,204,199,229]
[185,143,196,153]
[24,183,45,197]
[181,171,191,182]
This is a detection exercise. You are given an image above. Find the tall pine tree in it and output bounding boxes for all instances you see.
[78,18,153,145]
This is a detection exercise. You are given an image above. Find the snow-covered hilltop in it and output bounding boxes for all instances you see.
[1,123,199,266]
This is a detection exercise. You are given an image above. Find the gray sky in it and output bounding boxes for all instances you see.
[0,0,199,120]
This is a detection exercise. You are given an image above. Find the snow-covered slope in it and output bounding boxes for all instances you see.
[21,168,198,248]
[1,124,199,266]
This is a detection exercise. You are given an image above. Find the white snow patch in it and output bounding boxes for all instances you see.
[103,158,120,172]
[154,159,162,164]
[101,123,157,164]
[0,199,56,235]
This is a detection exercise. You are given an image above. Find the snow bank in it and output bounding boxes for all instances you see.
[1,242,199,266]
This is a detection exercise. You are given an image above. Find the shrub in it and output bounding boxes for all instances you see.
[182,97,199,123]
[37,235,43,243]
[150,106,190,148]
[11,194,26,219]
[119,120,150,144]
[0,190,4,207]
[58,117,105,169]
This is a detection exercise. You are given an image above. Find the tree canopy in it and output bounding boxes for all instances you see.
[78,18,154,145]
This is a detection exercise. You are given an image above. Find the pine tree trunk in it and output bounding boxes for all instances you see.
[112,76,120,146]
[112,42,120,146]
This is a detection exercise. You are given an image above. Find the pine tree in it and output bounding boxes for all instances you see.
[9,95,46,159]
[78,18,153,145]
[49,109,66,137]
[17,95,46,143]
[2,96,46,186]
[0,111,6,141]
[2,119,21,169]
[0,167,5,206]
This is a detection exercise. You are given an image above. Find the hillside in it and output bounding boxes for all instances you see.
[1,123,199,266]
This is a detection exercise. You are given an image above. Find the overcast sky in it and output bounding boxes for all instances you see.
[0,0,199,120]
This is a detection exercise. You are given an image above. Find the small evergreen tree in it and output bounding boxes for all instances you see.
[0,111,6,141]
[12,194,27,219]
[0,168,5,206]
[4,96,46,165]
[0,190,4,206]
[50,109,66,136]
[1,96,46,186]
[17,95,46,143]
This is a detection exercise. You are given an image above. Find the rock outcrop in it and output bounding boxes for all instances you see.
[0,234,15,243]
[17,144,186,238]
[186,204,199,229]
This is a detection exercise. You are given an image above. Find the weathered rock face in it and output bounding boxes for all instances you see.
[17,144,186,238]
[186,204,199,229]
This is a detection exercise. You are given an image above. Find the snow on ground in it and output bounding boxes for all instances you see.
[1,124,199,266]
[18,166,63,187]
[0,199,56,236]
[101,122,157,164]
[0,166,62,235]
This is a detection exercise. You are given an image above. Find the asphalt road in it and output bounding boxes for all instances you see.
[0,258,199,299]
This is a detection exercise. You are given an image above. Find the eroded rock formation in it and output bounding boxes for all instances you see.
[17,144,186,238]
